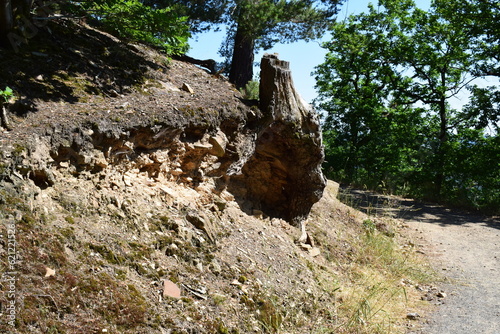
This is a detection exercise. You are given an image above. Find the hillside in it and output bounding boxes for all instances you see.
[0,19,435,334]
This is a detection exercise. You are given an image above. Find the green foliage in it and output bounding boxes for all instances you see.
[141,0,229,33]
[153,1,342,86]
[233,0,335,48]
[239,80,259,100]
[0,86,13,103]
[434,0,500,77]
[223,1,341,64]
[316,0,500,213]
[153,0,340,43]
[77,0,190,55]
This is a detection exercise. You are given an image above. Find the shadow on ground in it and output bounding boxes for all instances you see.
[0,18,165,112]
[338,187,500,231]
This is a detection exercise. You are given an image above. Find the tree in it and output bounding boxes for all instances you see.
[434,0,499,77]
[75,1,190,55]
[150,0,343,88]
[141,0,229,33]
[315,1,428,191]
[316,0,499,211]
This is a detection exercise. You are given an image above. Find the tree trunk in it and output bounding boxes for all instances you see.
[0,0,14,47]
[229,24,254,89]
[435,73,449,197]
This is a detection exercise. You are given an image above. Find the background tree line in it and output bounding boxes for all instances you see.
[315,0,499,213]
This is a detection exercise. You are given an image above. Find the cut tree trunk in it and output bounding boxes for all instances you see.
[229,54,326,232]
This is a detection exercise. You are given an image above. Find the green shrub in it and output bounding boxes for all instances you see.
[239,80,259,100]
[78,0,190,55]
[0,86,13,103]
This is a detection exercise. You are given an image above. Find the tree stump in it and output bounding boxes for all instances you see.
[229,54,326,230]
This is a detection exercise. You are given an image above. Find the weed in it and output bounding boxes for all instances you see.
[60,227,75,240]
[88,243,126,265]
[212,294,227,305]
[256,295,284,333]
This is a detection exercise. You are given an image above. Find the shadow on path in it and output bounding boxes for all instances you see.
[338,187,500,231]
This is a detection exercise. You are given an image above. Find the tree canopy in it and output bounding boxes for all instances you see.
[155,0,343,88]
[315,0,500,213]
[0,0,191,54]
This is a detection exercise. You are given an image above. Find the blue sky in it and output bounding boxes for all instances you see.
[188,0,431,104]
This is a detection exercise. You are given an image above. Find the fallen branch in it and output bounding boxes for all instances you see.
[173,54,217,74]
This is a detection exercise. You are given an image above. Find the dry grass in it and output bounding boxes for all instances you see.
[303,181,437,334]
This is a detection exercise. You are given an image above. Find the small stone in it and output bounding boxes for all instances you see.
[421,294,434,301]
[170,168,183,176]
[123,175,133,186]
[214,198,227,211]
[185,210,216,243]
[166,243,179,256]
[163,280,181,299]
[177,226,193,242]
[209,259,222,275]
[436,291,447,298]
[181,83,194,94]
[309,247,321,257]
[299,243,312,250]
[407,313,420,320]
[194,259,204,272]
[193,141,212,150]
[44,266,56,277]
[209,130,228,157]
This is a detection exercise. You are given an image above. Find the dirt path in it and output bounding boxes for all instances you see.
[341,189,500,333]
